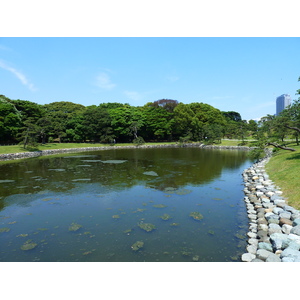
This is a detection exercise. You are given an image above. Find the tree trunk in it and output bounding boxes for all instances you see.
[266,142,296,151]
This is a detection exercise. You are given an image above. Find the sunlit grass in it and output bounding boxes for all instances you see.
[265,144,300,209]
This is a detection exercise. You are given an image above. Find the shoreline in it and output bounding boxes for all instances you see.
[0,143,255,161]
[241,149,300,262]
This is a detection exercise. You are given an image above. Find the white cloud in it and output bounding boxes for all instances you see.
[0,60,37,91]
[124,90,142,102]
[95,72,116,90]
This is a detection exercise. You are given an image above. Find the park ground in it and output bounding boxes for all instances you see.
[1,140,299,210]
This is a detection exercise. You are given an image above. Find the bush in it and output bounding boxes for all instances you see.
[133,137,145,146]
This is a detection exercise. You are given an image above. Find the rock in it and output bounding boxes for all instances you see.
[268,223,282,235]
[290,225,300,236]
[268,218,280,225]
[241,253,256,262]
[247,231,257,238]
[270,233,290,250]
[258,242,273,252]
[266,253,281,262]
[279,211,292,219]
[251,258,264,262]
[284,205,298,214]
[247,244,257,254]
[257,217,268,225]
[256,249,273,261]
[280,248,300,261]
[279,218,293,226]
[258,223,268,231]
[293,218,300,226]
[248,238,259,246]
[282,224,293,234]
[273,207,284,215]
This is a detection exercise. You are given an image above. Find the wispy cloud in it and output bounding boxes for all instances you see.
[124,90,142,102]
[0,60,37,91]
[95,72,116,90]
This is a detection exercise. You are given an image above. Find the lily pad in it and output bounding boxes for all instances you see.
[143,171,158,176]
[138,222,156,232]
[21,240,37,251]
[0,227,10,233]
[159,214,172,221]
[112,215,120,219]
[123,229,133,234]
[153,204,167,208]
[208,230,215,235]
[131,241,144,251]
[68,222,82,232]
[189,211,204,221]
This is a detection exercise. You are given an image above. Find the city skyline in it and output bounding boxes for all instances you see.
[276,94,292,116]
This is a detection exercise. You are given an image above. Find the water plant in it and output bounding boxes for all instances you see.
[20,240,37,251]
[0,227,10,233]
[131,241,144,251]
[159,214,172,221]
[68,222,82,232]
[189,212,204,221]
[138,222,156,232]
[112,215,120,219]
[153,204,167,208]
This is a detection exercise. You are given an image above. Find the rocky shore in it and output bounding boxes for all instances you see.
[242,150,300,262]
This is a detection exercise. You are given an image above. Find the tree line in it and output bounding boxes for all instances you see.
[0,95,258,149]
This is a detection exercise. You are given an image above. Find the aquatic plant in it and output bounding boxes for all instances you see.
[170,223,180,227]
[131,241,144,251]
[189,212,204,221]
[112,215,120,219]
[138,222,156,232]
[0,227,10,233]
[159,214,172,221]
[68,222,82,232]
[153,204,167,208]
[20,240,37,251]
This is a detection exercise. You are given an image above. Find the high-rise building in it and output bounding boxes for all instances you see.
[276,94,291,116]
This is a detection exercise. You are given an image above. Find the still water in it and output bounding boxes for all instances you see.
[0,147,252,262]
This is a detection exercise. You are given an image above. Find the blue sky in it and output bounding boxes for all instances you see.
[0,37,299,120]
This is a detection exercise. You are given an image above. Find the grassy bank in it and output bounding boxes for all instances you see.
[0,140,254,155]
[0,142,179,155]
[265,144,300,210]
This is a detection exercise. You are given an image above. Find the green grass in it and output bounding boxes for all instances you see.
[265,143,300,209]
[0,142,178,155]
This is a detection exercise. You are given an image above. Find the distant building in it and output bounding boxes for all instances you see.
[276,94,291,116]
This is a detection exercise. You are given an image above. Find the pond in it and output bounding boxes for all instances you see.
[0,147,252,262]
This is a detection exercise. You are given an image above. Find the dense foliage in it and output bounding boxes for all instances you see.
[0,95,257,148]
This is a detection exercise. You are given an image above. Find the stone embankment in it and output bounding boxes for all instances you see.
[242,150,300,262]
[0,143,255,161]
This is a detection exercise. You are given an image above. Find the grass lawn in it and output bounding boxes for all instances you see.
[265,144,300,210]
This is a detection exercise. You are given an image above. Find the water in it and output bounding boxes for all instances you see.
[0,147,252,262]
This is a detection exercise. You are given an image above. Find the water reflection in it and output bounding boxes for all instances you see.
[0,147,252,262]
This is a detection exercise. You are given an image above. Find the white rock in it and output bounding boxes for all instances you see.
[282,224,293,234]
[242,253,256,262]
